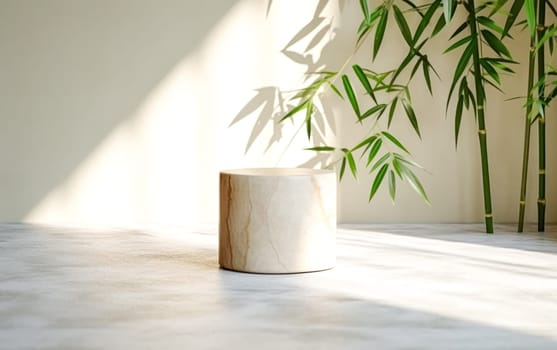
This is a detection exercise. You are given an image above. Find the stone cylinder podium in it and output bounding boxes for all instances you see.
[219,168,336,273]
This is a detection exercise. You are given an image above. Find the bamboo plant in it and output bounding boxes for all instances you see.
[278,0,440,204]
[280,0,513,234]
[435,0,517,233]
[535,0,547,232]
[513,0,556,231]
[237,0,528,233]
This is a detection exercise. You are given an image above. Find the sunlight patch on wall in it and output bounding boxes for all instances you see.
[25,0,332,228]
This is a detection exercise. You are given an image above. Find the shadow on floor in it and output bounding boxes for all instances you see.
[215,268,557,349]
[342,223,557,255]
[2,224,556,349]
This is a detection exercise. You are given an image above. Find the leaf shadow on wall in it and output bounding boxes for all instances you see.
[229,0,346,169]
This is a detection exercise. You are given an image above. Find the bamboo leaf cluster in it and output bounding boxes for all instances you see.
[280,0,440,205]
[236,0,556,232]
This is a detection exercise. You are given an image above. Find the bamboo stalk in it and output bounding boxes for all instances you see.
[537,0,546,232]
[518,42,536,233]
[538,119,546,231]
[467,0,494,233]
[518,12,537,233]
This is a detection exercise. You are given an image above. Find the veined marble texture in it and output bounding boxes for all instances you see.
[1,223,557,349]
[219,168,336,273]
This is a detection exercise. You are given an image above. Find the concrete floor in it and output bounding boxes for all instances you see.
[1,223,557,349]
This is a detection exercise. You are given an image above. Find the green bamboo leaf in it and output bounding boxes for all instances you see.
[280,100,309,122]
[292,88,310,100]
[477,16,505,35]
[411,56,423,79]
[305,101,313,139]
[535,100,545,118]
[462,77,470,109]
[342,75,361,119]
[548,0,557,17]
[501,0,524,38]
[368,7,385,24]
[367,139,383,166]
[361,140,374,158]
[366,68,395,86]
[370,152,389,172]
[403,86,412,103]
[429,63,443,82]
[342,148,358,179]
[442,0,455,23]
[358,23,372,43]
[401,98,421,138]
[369,163,389,202]
[455,89,464,147]
[515,19,528,29]
[388,98,398,127]
[353,64,377,103]
[360,0,371,21]
[531,75,546,92]
[475,2,492,13]
[393,5,413,45]
[352,135,377,151]
[545,86,557,104]
[450,21,468,40]
[423,57,433,94]
[373,7,388,59]
[483,57,516,73]
[375,84,405,93]
[432,13,446,37]
[447,41,474,107]
[402,0,425,16]
[400,166,430,204]
[382,131,410,154]
[480,59,501,84]
[415,0,441,42]
[392,40,427,83]
[339,157,347,180]
[361,104,387,120]
[307,77,327,89]
[392,53,416,84]
[306,146,335,151]
[388,170,396,202]
[527,102,539,121]
[481,30,511,58]
[392,158,404,178]
[306,71,336,76]
[489,58,518,64]
[489,0,508,16]
[482,75,504,93]
[525,0,536,37]
[292,78,326,99]
[444,35,472,54]
[394,153,425,169]
[327,82,344,99]
[505,95,524,102]
[536,25,557,51]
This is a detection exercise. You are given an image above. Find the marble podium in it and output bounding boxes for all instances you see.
[219,168,336,273]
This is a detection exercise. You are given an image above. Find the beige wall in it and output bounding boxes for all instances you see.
[0,0,554,227]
